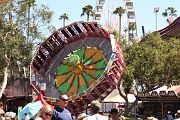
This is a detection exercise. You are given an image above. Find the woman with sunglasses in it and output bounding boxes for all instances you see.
[40,106,53,120]
[29,106,53,120]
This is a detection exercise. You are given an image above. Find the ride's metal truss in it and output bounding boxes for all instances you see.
[30,21,125,112]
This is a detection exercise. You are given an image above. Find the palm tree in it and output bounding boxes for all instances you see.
[128,23,136,39]
[59,13,69,27]
[113,6,126,37]
[81,4,95,21]
[162,7,177,24]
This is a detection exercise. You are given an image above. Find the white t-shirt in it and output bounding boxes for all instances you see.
[83,114,107,120]
[25,115,30,120]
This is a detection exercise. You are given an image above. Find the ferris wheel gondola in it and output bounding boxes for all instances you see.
[94,0,138,41]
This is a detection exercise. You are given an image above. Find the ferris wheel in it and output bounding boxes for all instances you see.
[94,0,138,40]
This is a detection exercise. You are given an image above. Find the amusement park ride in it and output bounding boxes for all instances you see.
[30,0,137,112]
[94,0,137,38]
[94,0,137,26]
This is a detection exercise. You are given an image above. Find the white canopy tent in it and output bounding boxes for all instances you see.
[150,85,168,94]
[100,89,136,112]
[103,89,136,103]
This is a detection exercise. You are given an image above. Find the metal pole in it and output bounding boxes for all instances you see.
[154,7,159,31]
[155,12,157,31]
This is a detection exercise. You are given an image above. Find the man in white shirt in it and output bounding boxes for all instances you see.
[83,100,106,120]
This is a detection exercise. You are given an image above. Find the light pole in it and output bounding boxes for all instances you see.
[154,7,160,31]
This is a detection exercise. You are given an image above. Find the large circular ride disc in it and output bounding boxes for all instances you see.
[31,21,125,112]
[55,47,108,97]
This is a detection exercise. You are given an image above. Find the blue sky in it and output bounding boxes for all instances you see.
[37,0,180,37]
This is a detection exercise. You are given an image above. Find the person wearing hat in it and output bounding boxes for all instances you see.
[175,110,180,120]
[83,100,106,120]
[109,108,119,120]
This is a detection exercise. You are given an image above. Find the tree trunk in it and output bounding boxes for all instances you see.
[0,66,9,98]
[124,99,138,117]
[119,15,122,36]
[87,13,90,21]
[118,82,138,117]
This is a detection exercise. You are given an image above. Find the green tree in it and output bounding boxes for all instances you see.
[0,0,54,98]
[112,30,119,40]
[118,32,180,116]
[113,6,126,37]
[59,13,69,27]
[162,7,177,24]
[81,4,95,21]
[163,37,180,84]
[15,1,54,41]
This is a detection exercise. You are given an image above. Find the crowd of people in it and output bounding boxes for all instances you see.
[1,94,180,120]
[23,94,110,120]
[0,102,17,120]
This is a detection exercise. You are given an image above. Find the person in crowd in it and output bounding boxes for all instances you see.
[0,108,5,119]
[0,102,3,109]
[0,102,5,120]
[175,110,180,120]
[137,118,142,120]
[77,113,89,120]
[25,113,30,120]
[147,116,158,120]
[30,106,53,120]
[83,100,106,120]
[166,111,174,120]
[39,106,53,120]
[119,116,128,120]
[4,112,16,120]
[108,114,112,120]
[4,117,11,120]
[51,94,74,120]
[109,108,119,120]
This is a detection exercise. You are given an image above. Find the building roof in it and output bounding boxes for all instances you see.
[158,16,180,38]
[137,85,180,102]
[167,85,180,94]
[103,89,136,103]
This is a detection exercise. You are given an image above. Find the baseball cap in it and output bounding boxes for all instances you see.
[177,110,180,114]
[89,100,101,108]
